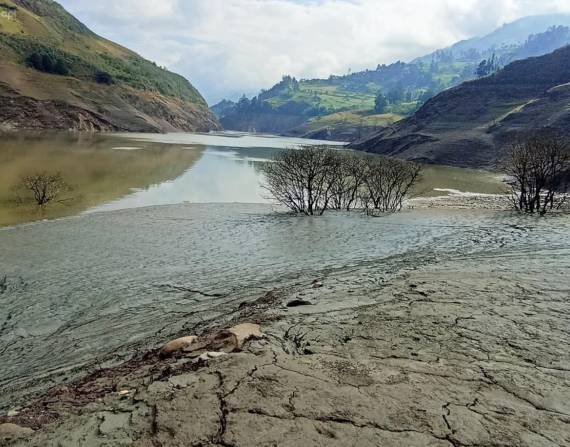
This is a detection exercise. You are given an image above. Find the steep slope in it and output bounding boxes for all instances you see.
[0,0,219,132]
[215,14,570,141]
[351,45,570,167]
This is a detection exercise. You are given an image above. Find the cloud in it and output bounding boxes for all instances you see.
[58,0,570,103]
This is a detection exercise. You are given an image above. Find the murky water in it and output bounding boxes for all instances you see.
[1,201,569,410]
[0,132,503,226]
[0,131,516,409]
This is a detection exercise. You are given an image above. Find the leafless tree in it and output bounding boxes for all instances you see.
[260,145,339,215]
[361,156,422,215]
[328,153,368,211]
[502,135,570,215]
[262,146,422,215]
[14,172,69,206]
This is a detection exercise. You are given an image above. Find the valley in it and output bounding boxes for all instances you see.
[0,3,569,446]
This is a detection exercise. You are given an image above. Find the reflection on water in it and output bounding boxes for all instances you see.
[0,132,204,226]
[0,131,505,226]
[89,147,270,212]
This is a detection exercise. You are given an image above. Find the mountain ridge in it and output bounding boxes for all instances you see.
[0,0,220,132]
[214,14,570,142]
[350,44,570,167]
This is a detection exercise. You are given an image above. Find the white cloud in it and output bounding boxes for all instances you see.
[59,0,570,103]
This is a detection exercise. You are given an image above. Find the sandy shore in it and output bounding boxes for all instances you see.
[1,207,569,446]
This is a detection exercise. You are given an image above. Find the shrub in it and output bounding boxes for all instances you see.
[26,49,70,75]
[502,135,570,215]
[261,146,422,215]
[14,172,69,206]
[95,70,114,85]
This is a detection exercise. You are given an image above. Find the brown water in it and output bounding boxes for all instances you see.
[0,131,561,411]
[0,131,504,226]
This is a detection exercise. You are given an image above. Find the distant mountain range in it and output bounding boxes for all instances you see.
[351,45,570,167]
[213,14,570,142]
[0,0,219,132]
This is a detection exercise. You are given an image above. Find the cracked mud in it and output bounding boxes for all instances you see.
[0,205,569,446]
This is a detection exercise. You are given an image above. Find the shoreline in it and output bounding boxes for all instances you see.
[1,205,569,445]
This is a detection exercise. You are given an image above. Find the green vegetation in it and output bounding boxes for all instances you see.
[217,23,570,137]
[302,110,401,135]
[0,0,206,104]
[26,47,70,75]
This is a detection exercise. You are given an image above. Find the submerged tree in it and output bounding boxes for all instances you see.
[361,157,422,215]
[260,146,339,215]
[502,135,570,215]
[261,146,422,215]
[328,153,368,211]
[15,172,69,206]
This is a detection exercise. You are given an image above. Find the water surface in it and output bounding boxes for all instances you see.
[0,131,504,226]
[2,202,567,409]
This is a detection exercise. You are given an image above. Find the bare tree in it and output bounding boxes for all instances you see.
[15,172,68,206]
[328,153,368,211]
[260,145,339,215]
[361,156,422,215]
[502,135,570,215]
[262,146,422,215]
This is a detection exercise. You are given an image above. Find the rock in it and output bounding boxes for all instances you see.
[161,324,263,360]
[195,351,228,362]
[287,299,313,307]
[0,423,34,440]
[228,323,263,349]
[184,331,239,357]
[160,336,198,357]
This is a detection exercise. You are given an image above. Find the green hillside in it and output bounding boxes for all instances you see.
[215,19,570,141]
[351,45,570,168]
[0,0,218,132]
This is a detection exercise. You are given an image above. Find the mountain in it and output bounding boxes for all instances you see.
[416,14,570,62]
[350,45,570,168]
[0,0,219,132]
[214,14,570,141]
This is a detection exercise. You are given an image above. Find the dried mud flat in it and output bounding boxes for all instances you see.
[1,212,569,446]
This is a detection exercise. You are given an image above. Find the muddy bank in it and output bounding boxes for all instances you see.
[1,206,569,445]
[1,203,531,410]
[0,202,570,446]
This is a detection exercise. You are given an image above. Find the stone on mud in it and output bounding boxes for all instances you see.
[160,336,198,357]
[228,323,263,349]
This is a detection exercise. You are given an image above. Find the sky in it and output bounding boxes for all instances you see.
[58,0,570,104]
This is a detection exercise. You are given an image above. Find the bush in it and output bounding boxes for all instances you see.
[14,172,69,206]
[261,146,422,215]
[26,49,70,75]
[361,157,422,215]
[261,145,339,215]
[95,70,114,85]
[502,135,570,215]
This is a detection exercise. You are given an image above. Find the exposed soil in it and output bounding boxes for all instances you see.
[1,208,569,446]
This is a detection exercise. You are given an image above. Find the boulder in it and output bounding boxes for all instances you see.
[160,324,263,359]
[160,336,198,357]
[228,323,263,349]
[184,331,239,356]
